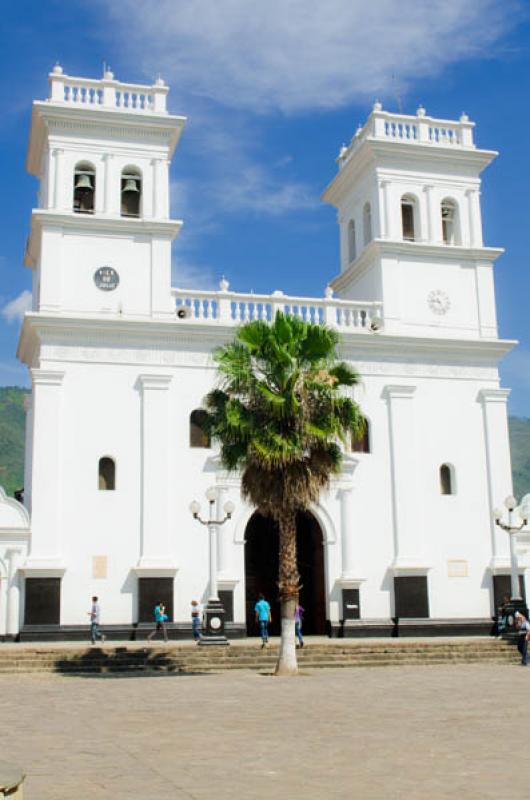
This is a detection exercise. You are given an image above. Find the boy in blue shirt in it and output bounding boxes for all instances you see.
[255,594,272,648]
[147,600,169,643]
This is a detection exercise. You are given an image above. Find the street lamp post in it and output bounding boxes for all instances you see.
[190,487,235,646]
[493,495,528,620]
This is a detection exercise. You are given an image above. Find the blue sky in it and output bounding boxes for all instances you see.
[1,0,530,414]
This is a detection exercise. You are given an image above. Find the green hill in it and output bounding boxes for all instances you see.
[0,385,530,501]
[0,386,28,497]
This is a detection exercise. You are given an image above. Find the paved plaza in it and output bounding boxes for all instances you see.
[0,663,529,799]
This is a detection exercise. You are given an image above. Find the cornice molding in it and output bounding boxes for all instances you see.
[30,368,65,387]
[27,101,186,175]
[136,374,173,391]
[17,312,517,373]
[323,137,496,207]
[330,239,503,294]
[30,208,182,238]
[382,385,417,401]
[477,388,511,405]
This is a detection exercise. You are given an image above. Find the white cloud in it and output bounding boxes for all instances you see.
[1,291,32,323]
[172,257,218,291]
[101,0,519,114]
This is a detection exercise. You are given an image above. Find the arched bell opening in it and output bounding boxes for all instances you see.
[244,510,326,637]
[73,161,96,214]
[120,167,142,217]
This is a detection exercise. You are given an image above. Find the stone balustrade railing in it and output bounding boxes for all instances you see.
[47,64,168,113]
[171,282,383,332]
[338,102,475,168]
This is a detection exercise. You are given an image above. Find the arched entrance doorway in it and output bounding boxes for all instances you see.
[244,510,326,636]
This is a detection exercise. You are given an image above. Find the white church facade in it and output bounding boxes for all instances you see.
[0,67,527,640]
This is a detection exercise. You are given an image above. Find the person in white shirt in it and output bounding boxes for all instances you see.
[514,611,530,666]
[88,596,106,645]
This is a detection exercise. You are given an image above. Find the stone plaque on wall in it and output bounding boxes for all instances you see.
[447,560,468,578]
[92,556,108,579]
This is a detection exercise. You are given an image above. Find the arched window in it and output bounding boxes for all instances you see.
[348,220,357,263]
[351,417,370,453]
[73,162,95,214]
[363,202,372,246]
[401,195,417,241]
[439,464,454,495]
[441,199,459,245]
[190,410,210,448]
[98,457,116,491]
[121,167,142,218]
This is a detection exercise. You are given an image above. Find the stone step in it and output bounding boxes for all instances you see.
[0,642,514,658]
[0,652,516,674]
[0,639,517,675]
[0,646,514,661]
[0,657,515,675]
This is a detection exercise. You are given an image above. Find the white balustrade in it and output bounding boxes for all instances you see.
[48,65,168,114]
[338,103,475,169]
[172,286,382,332]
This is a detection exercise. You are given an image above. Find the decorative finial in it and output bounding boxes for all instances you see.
[373,100,382,112]
[219,276,229,292]
[416,104,426,117]
[272,289,284,296]
[339,144,348,158]
[325,285,334,299]
[460,112,469,122]
[155,75,165,87]
[52,63,63,75]
[103,64,114,80]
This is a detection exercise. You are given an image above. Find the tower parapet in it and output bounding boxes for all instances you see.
[337,102,475,171]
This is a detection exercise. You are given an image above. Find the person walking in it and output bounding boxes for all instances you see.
[515,611,530,666]
[496,594,511,637]
[88,596,105,645]
[255,593,272,648]
[191,599,202,643]
[295,602,304,648]
[147,600,169,643]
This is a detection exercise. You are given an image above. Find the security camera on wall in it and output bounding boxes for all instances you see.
[176,305,192,319]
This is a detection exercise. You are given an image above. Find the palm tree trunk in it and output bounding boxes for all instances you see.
[275,511,300,676]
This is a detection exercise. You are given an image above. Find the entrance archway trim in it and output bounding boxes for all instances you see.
[234,501,336,546]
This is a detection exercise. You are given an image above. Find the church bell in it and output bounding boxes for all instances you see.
[74,173,93,191]
[122,178,140,193]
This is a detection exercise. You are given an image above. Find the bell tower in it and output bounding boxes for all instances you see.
[24,65,186,319]
[323,102,502,339]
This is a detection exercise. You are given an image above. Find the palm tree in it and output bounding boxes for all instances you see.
[204,312,364,675]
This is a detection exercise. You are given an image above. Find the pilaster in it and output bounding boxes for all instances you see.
[137,374,172,568]
[6,548,23,636]
[478,388,513,566]
[383,385,425,570]
[29,369,64,560]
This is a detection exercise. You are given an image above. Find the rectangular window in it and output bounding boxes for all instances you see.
[342,588,360,620]
[493,574,526,611]
[401,203,415,241]
[218,590,234,622]
[138,577,174,623]
[25,577,61,625]
[394,576,429,618]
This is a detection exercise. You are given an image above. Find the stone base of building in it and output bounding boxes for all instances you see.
[395,618,495,637]
[17,622,247,642]
[335,617,495,638]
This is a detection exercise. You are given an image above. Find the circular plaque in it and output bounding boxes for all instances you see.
[210,616,222,631]
[427,289,450,316]
[94,266,119,292]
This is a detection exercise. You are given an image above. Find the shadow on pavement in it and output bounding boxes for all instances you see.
[54,647,212,678]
